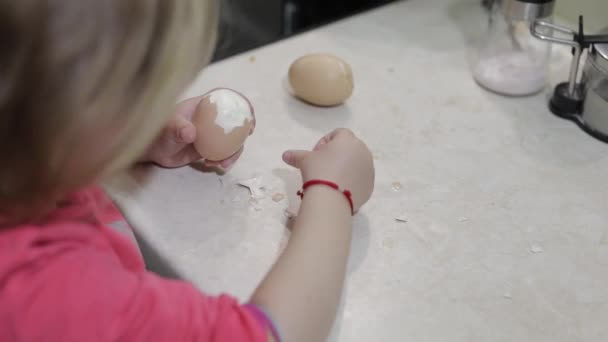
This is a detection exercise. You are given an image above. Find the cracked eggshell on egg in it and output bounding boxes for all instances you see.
[288,54,354,107]
[192,88,254,161]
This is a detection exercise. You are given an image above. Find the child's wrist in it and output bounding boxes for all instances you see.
[299,185,353,218]
[298,179,354,215]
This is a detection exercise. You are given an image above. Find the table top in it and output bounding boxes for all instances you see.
[106,1,608,341]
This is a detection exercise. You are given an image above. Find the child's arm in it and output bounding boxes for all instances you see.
[11,129,371,342]
[252,186,353,342]
[251,129,375,342]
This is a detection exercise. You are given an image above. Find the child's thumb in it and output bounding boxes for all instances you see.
[282,150,310,169]
[170,115,196,144]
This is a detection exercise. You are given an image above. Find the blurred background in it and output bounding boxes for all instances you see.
[212,0,608,62]
[212,0,395,61]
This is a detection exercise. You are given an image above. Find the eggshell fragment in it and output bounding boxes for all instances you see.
[288,54,354,107]
[192,88,254,161]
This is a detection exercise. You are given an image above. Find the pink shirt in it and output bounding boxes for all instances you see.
[0,186,279,341]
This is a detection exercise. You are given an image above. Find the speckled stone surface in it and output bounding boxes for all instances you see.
[106,1,608,341]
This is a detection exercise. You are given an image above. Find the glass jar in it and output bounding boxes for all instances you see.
[471,0,555,96]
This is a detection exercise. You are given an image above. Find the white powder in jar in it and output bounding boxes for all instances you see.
[473,52,547,96]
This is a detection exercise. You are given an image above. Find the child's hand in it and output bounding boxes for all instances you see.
[282,129,374,212]
[141,95,255,169]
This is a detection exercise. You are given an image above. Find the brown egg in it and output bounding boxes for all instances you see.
[288,54,354,107]
[192,88,254,161]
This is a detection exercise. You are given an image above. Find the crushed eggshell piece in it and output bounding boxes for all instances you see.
[272,193,285,202]
[530,243,544,254]
[395,215,408,223]
[237,177,265,199]
[391,182,402,191]
[284,209,296,219]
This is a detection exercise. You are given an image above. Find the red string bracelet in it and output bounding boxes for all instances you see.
[297,179,354,215]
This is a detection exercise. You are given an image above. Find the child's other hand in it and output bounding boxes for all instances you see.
[282,128,374,212]
[141,95,255,169]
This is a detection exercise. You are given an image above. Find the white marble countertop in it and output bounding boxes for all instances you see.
[107,0,608,341]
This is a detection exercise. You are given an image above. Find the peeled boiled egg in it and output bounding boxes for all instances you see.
[192,88,254,161]
[288,54,354,107]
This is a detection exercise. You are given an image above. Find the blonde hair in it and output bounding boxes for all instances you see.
[0,0,218,218]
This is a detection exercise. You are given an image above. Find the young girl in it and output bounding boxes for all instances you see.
[0,1,374,341]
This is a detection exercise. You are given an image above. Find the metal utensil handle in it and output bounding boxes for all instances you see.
[531,20,578,46]
[530,20,582,96]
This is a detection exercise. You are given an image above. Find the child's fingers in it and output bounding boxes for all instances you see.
[329,128,354,140]
[282,150,310,169]
[169,145,203,167]
[312,128,351,151]
[168,115,196,144]
[173,95,204,120]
